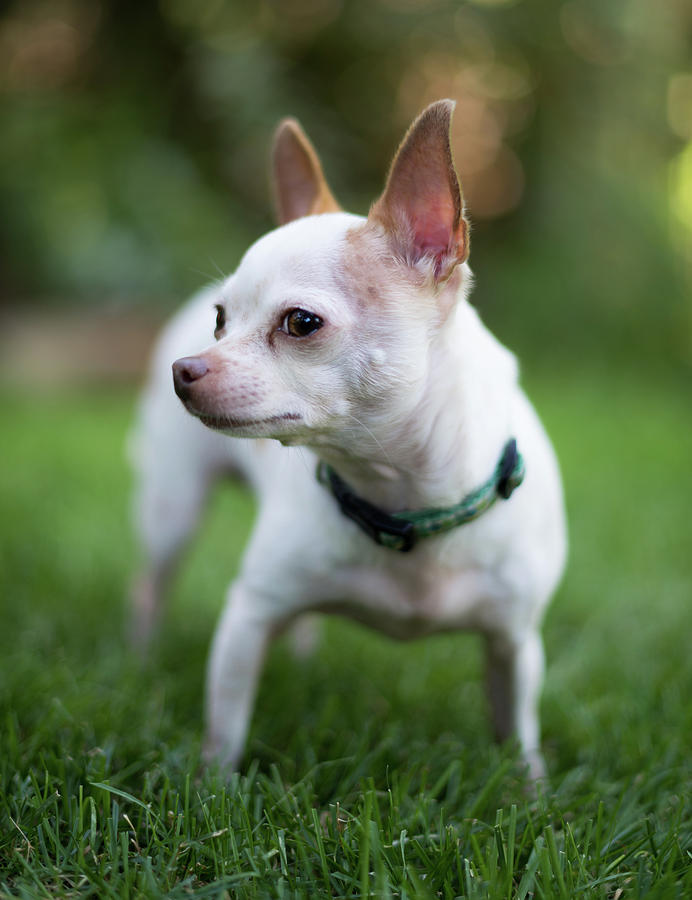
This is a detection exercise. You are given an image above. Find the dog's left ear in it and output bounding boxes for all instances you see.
[370,99,468,282]
[272,118,341,225]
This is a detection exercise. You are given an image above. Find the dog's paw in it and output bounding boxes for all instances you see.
[523,749,548,793]
[126,571,161,657]
[201,736,241,773]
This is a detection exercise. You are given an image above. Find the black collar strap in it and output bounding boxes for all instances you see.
[316,438,525,553]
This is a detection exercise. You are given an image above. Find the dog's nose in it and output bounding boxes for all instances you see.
[172,356,209,399]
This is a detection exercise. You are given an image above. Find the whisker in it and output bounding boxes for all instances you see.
[344,413,394,469]
[189,267,225,286]
[294,446,314,479]
[207,257,230,281]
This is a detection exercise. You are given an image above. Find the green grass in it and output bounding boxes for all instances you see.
[1,366,691,898]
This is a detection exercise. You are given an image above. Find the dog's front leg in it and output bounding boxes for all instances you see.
[203,582,274,770]
[485,628,546,780]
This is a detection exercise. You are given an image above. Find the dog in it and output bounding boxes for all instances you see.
[130,99,567,778]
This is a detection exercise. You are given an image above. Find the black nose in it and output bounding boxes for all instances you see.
[172,356,209,399]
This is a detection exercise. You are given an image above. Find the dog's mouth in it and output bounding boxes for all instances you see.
[198,411,302,432]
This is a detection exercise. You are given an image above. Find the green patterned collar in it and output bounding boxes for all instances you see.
[317,438,525,553]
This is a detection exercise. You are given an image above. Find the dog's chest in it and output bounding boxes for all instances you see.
[311,546,508,639]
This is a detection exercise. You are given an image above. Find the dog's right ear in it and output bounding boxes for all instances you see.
[272,118,341,225]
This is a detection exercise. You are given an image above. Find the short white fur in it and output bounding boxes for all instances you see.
[130,100,567,779]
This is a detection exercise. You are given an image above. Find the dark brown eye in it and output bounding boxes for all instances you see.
[214,303,226,337]
[282,308,323,338]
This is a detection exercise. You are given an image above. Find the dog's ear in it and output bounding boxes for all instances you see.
[272,118,341,225]
[370,99,468,281]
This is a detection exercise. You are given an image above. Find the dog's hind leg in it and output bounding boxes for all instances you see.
[129,461,214,652]
[485,627,547,781]
[285,614,321,658]
[128,388,238,651]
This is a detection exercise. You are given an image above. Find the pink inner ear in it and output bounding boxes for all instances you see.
[413,212,453,257]
[371,100,466,278]
[410,195,458,259]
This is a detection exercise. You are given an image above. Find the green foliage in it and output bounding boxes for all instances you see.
[0,0,690,363]
[1,369,691,895]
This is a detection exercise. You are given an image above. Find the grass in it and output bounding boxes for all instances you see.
[0,363,691,897]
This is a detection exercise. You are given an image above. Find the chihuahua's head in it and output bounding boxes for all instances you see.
[173,100,471,448]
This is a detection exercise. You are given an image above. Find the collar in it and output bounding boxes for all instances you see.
[316,438,525,553]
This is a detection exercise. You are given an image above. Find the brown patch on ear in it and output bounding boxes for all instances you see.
[272,118,341,225]
[370,99,469,281]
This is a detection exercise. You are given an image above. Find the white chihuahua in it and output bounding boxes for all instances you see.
[130,100,567,777]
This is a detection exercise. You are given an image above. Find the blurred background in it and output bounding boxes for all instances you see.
[1,2,692,846]
[1,0,691,380]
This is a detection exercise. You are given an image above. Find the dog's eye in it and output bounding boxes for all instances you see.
[282,308,323,338]
[214,303,226,337]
